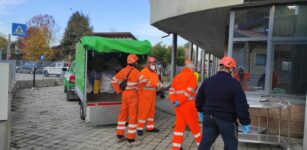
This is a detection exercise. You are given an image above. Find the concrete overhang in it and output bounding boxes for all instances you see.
[150,0,307,58]
[150,0,244,58]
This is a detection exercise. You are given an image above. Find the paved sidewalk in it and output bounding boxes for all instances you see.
[10,86,302,150]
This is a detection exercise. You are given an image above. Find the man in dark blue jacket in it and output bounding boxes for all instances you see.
[196,56,250,150]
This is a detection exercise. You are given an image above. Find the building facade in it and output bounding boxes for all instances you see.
[150,0,307,138]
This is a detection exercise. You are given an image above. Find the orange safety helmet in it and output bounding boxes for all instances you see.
[127,54,139,64]
[147,56,156,63]
[219,56,237,69]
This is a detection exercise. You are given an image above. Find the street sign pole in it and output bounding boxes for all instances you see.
[6,34,11,60]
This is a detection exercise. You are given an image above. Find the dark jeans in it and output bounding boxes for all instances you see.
[199,114,238,150]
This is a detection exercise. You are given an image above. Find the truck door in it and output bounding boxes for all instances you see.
[75,43,87,106]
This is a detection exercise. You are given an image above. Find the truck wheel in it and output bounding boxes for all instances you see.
[80,103,85,120]
[66,91,72,101]
[44,70,49,77]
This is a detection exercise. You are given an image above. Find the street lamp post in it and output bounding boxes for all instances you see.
[0,48,2,61]
[6,34,11,60]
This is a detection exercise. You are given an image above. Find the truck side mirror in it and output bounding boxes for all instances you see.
[62,68,68,72]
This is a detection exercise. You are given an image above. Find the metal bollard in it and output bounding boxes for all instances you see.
[32,67,37,89]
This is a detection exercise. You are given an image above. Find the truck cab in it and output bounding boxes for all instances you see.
[63,61,78,100]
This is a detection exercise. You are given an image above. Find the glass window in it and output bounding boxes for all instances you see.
[71,62,76,72]
[56,63,62,67]
[255,54,266,65]
[274,4,307,37]
[281,61,291,72]
[50,63,56,67]
[234,7,270,38]
[232,42,266,92]
[273,44,307,98]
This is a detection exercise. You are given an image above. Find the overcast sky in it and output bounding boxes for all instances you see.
[0,0,187,46]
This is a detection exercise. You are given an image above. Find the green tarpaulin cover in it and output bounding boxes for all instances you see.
[75,36,152,96]
[80,36,151,54]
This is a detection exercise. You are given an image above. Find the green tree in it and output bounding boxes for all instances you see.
[0,34,8,59]
[22,14,58,60]
[61,11,93,58]
[150,42,186,66]
[176,46,186,66]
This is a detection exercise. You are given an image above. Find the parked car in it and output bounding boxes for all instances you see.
[17,62,44,74]
[43,62,68,77]
[63,61,78,101]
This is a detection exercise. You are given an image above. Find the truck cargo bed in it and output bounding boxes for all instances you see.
[87,93,121,103]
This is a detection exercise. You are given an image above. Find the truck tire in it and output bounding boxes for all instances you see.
[66,91,72,101]
[80,103,85,120]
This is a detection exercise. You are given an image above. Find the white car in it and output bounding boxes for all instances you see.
[43,62,68,77]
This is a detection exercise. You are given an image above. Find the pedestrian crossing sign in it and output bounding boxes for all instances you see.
[12,23,27,37]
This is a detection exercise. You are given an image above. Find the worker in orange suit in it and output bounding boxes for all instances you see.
[233,67,250,91]
[169,59,202,150]
[137,56,162,136]
[111,54,146,147]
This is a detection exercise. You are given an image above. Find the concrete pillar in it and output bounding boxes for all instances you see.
[170,33,177,82]
[0,63,11,150]
[265,6,275,95]
[227,11,235,57]
[190,43,193,60]
[214,56,217,74]
[208,53,212,77]
[195,46,199,71]
[200,49,205,83]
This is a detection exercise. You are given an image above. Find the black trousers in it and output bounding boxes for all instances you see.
[199,114,238,150]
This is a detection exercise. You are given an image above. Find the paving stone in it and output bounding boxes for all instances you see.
[10,86,303,150]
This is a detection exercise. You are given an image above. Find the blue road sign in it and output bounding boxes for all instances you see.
[40,55,45,61]
[12,23,27,37]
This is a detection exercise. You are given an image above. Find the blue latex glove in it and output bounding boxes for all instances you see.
[242,125,250,135]
[173,100,179,107]
[198,112,203,122]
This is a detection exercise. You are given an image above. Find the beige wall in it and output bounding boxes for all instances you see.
[250,104,304,138]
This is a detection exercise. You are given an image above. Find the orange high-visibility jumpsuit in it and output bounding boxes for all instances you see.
[111,65,145,140]
[169,68,202,150]
[137,67,159,131]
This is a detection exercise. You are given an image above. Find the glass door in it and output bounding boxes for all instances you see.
[272,43,307,100]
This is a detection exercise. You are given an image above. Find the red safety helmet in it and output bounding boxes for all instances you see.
[127,54,139,64]
[147,56,157,63]
[219,56,237,69]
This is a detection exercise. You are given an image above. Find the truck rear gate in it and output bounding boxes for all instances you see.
[86,94,121,125]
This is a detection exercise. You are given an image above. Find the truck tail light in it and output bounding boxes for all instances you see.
[69,74,75,84]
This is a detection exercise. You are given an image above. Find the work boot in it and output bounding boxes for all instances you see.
[147,128,160,132]
[127,139,141,148]
[116,135,125,143]
[137,130,143,136]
